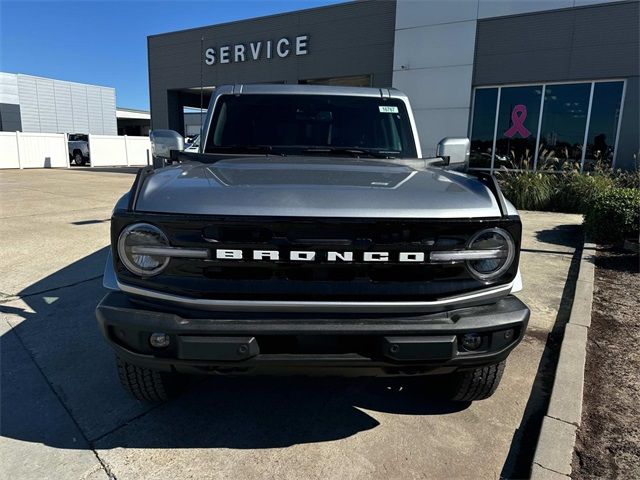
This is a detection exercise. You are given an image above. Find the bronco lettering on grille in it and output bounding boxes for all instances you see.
[214,249,426,263]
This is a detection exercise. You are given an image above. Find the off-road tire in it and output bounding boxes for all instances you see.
[116,356,185,402]
[449,361,506,401]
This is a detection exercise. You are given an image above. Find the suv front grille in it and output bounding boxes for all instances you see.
[112,213,521,302]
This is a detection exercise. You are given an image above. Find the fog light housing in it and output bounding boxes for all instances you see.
[149,332,170,348]
[461,333,482,351]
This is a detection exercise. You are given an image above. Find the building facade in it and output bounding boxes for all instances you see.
[147,0,639,170]
[0,72,117,135]
[116,107,151,136]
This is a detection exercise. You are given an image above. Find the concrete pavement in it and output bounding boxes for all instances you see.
[0,169,583,480]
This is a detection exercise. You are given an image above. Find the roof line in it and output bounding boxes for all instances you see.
[0,71,114,90]
[116,107,150,114]
[147,0,359,39]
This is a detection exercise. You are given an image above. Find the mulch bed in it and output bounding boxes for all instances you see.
[572,247,640,479]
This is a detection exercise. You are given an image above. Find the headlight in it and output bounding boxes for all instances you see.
[117,223,170,276]
[465,228,515,281]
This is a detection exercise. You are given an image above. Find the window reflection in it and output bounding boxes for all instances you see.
[538,83,591,171]
[470,80,625,172]
[470,88,498,169]
[495,86,542,170]
[584,81,623,170]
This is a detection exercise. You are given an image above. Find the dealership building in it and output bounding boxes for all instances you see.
[0,72,118,135]
[0,72,153,137]
[148,0,639,170]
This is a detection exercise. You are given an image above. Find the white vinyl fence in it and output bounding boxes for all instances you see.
[0,132,69,168]
[89,134,151,167]
[0,132,151,169]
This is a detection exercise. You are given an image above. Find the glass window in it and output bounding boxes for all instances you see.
[469,80,626,173]
[495,86,542,170]
[583,81,624,170]
[205,94,418,158]
[469,88,498,169]
[537,83,591,170]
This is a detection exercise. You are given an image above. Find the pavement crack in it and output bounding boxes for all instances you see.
[17,275,103,299]
[89,402,166,445]
[92,451,117,480]
[0,293,19,304]
[7,326,116,479]
[533,461,570,477]
[0,204,114,220]
[546,413,579,428]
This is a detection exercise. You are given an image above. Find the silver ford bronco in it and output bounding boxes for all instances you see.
[96,84,529,402]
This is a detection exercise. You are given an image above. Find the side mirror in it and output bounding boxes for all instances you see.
[436,137,470,172]
[150,130,185,163]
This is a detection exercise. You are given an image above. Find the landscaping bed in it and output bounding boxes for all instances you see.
[572,247,640,479]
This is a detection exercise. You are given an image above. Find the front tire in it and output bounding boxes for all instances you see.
[74,152,85,166]
[448,361,506,402]
[116,356,185,402]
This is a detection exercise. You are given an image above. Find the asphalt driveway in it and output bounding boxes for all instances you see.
[0,168,582,479]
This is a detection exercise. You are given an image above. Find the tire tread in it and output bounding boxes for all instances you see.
[116,357,174,402]
[450,361,506,402]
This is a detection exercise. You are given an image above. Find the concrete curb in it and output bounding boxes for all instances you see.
[530,240,596,479]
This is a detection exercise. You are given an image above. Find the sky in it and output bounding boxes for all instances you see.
[0,0,343,110]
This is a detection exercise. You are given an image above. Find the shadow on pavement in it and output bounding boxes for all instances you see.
[535,223,582,248]
[70,167,140,174]
[500,226,583,478]
[1,248,468,452]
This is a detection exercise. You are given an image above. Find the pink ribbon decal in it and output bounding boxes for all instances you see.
[504,104,531,138]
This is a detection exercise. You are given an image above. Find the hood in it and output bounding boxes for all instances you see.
[134,157,501,218]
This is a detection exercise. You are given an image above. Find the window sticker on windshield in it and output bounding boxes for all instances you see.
[379,105,399,113]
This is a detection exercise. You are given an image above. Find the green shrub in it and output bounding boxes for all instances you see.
[611,169,640,189]
[552,173,614,213]
[497,171,556,210]
[584,188,640,243]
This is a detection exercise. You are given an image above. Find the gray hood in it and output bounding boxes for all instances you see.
[135,157,501,218]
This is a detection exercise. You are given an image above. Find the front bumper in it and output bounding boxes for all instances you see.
[96,292,530,376]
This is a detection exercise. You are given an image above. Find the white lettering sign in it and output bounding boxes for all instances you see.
[212,249,429,263]
[363,252,389,262]
[296,35,308,55]
[291,251,316,261]
[205,48,215,65]
[253,250,279,260]
[216,249,242,259]
[399,252,425,262]
[204,35,309,65]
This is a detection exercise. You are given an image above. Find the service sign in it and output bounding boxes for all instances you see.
[204,35,309,65]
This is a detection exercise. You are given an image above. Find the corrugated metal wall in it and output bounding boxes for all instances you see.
[473,1,640,85]
[17,76,40,132]
[53,82,74,133]
[1,73,118,135]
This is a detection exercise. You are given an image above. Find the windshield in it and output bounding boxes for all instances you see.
[204,94,417,158]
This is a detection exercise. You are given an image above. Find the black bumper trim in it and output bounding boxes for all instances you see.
[96,291,529,374]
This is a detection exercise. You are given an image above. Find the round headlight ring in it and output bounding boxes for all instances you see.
[465,227,515,281]
[117,223,170,277]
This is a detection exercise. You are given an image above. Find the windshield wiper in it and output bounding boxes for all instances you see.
[210,145,275,155]
[300,147,399,159]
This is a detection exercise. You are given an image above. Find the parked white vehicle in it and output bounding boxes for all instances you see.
[184,134,200,152]
[68,134,90,166]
